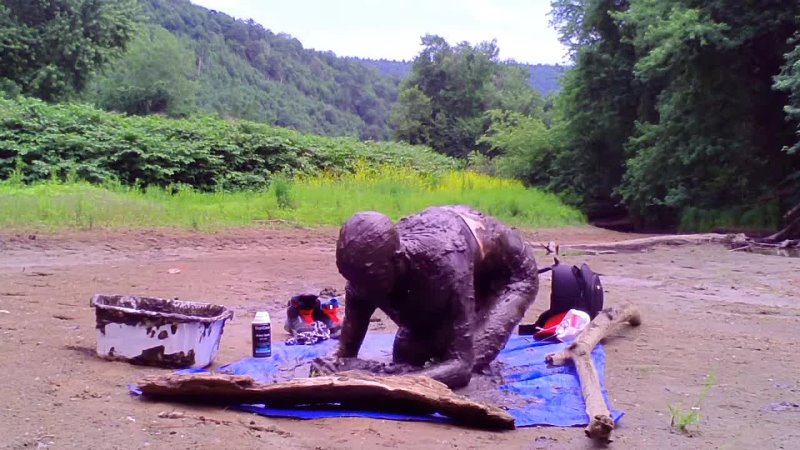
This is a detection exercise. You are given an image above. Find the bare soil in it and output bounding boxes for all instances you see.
[1,226,799,450]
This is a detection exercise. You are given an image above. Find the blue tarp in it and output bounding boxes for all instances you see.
[133,333,623,428]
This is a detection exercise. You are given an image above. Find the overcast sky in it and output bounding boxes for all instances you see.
[189,0,568,65]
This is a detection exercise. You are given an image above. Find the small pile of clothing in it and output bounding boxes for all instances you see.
[283,289,342,346]
[286,320,331,346]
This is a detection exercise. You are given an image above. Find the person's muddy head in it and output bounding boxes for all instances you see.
[336,212,402,295]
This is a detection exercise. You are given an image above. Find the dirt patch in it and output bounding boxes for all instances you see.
[1,225,799,449]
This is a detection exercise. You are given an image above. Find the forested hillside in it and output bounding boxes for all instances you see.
[356,58,566,96]
[90,0,401,140]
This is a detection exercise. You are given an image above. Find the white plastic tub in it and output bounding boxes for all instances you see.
[90,294,234,369]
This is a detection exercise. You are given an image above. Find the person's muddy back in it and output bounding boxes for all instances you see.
[326,205,539,388]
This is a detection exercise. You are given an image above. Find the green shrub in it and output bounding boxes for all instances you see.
[679,203,781,233]
[0,96,456,191]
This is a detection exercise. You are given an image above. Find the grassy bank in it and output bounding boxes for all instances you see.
[0,166,584,231]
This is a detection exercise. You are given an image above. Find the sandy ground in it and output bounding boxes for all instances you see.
[1,225,799,450]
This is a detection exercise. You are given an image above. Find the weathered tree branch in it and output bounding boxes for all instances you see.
[762,215,800,243]
[553,233,740,253]
[546,304,642,442]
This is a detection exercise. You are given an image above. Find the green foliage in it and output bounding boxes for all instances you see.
[0,167,585,231]
[0,96,456,191]
[0,0,138,101]
[679,204,781,233]
[616,0,798,221]
[390,86,432,145]
[540,0,800,227]
[546,0,639,214]
[358,58,567,96]
[391,35,545,158]
[775,35,800,208]
[478,110,552,185]
[271,173,295,209]
[492,65,546,117]
[135,0,399,140]
[668,373,716,436]
[775,33,800,155]
[524,63,567,97]
[88,25,198,117]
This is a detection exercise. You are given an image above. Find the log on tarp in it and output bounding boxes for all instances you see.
[546,303,642,443]
[136,371,515,430]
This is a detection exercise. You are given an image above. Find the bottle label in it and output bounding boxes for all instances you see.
[252,322,272,357]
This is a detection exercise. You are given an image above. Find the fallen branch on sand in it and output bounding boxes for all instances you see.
[252,219,295,225]
[535,232,799,258]
[550,233,741,254]
[729,236,800,257]
[546,303,642,443]
[136,371,515,430]
[761,202,800,242]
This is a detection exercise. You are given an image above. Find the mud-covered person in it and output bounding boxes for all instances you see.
[315,205,539,389]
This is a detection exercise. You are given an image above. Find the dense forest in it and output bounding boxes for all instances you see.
[539,0,800,230]
[1,0,799,233]
[403,0,798,232]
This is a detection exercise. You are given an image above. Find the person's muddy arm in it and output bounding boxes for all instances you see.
[416,329,474,389]
[471,231,539,369]
[336,282,376,358]
[416,281,476,389]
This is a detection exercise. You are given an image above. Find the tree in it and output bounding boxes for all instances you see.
[542,0,800,227]
[391,35,522,157]
[774,33,800,213]
[478,110,552,185]
[390,86,432,145]
[89,26,198,117]
[615,0,799,223]
[776,34,800,155]
[0,0,138,101]
[546,0,639,215]
[492,65,545,118]
[391,35,545,158]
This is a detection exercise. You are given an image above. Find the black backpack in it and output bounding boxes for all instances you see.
[531,259,604,332]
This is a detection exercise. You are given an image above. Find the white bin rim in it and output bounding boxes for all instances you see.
[91,293,234,323]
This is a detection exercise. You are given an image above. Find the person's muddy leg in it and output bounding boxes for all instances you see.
[471,280,538,370]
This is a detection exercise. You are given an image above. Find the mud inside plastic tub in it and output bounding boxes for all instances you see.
[91,294,234,369]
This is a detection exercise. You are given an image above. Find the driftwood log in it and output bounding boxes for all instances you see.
[547,233,741,254]
[546,303,642,442]
[136,371,515,430]
[729,235,800,257]
[537,232,800,258]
